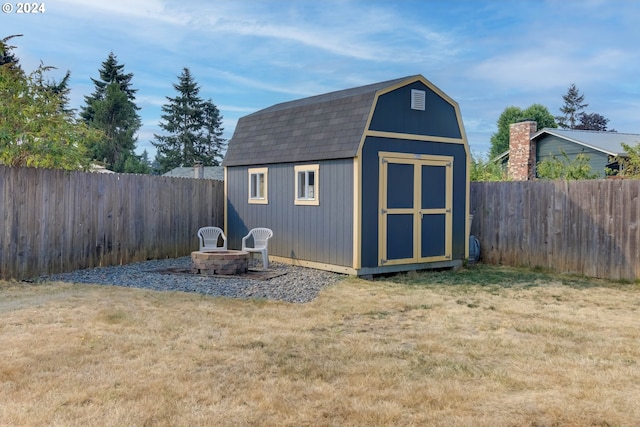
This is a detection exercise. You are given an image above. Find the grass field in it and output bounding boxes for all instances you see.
[1,264,639,426]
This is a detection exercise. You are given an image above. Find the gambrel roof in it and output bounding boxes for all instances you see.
[223,76,420,167]
[532,128,640,157]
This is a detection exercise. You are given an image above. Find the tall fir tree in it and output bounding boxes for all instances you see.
[80,52,145,173]
[0,34,22,69]
[88,82,141,171]
[556,83,588,129]
[45,70,73,116]
[80,52,138,122]
[201,99,225,165]
[556,83,613,131]
[33,68,75,117]
[152,67,226,173]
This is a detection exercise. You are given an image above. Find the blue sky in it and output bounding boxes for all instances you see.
[2,0,639,160]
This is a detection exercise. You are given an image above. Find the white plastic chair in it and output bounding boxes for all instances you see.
[197,226,227,251]
[242,228,273,270]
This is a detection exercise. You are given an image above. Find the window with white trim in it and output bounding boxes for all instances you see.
[248,167,268,204]
[294,164,319,206]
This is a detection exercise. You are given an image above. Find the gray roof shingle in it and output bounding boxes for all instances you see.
[223,76,418,166]
[162,166,224,180]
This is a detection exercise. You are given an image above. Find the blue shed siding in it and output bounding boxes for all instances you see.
[369,81,462,139]
[226,158,354,267]
[536,135,610,177]
[360,137,468,268]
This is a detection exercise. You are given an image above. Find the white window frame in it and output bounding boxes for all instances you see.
[248,167,268,204]
[294,164,319,206]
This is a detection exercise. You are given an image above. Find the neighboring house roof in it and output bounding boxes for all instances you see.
[89,163,115,173]
[494,128,640,162]
[533,128,640,157]
[223,75,420,167]
[162,166,224,180]
[491,150,510,163]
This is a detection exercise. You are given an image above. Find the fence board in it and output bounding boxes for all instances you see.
[471,179,640,281]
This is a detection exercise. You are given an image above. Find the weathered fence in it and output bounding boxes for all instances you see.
[470,179,640,281]
[3,165,638,282]
[0,165,224,280]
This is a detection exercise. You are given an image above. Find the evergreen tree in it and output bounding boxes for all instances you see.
[556,83,588,129]
[88,82,141,171]
[81,52,144,173]
[31,67,75,116]
[556,84,613,131]
[0,34,22,69]
[44,70,74,116]
[201,99,226,165]
[151,152,163,175]
[489,104,557,159]
[121,150,151,174]
[152,67,226,173]
[80,52,138,123]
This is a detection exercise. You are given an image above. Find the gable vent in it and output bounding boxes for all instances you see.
[411,89,426,111]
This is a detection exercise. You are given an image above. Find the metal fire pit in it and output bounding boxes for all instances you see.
[191,250,249,275]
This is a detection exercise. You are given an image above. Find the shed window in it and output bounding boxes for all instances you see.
[248,167,268,204]
[294,164,319,206]
[411,89,426,111]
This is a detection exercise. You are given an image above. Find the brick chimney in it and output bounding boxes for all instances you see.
[508,121,537,181]
[194,161,204,179]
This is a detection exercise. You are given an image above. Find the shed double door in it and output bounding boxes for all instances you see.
[378,152,453,266]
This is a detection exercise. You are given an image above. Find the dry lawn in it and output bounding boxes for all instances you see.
[1,266,640,426]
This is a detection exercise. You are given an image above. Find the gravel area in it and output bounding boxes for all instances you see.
[39,257,346,303]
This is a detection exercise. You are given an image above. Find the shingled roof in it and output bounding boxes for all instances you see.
[162,166,224,180]
[223,76,418,167]
[533,128,640,156]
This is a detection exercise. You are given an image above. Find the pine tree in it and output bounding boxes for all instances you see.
[88,82,141,171]
[556,83,588,129]
[81,52,144,173]
[0,34,22,69]
[152,67,226,173]
[201,99,226,165]
[39,69,74,116]
[80,52,138,122]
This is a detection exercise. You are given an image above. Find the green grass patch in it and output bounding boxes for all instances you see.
[384,263,623,290]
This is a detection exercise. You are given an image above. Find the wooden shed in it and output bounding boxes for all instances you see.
[223,75,470,275]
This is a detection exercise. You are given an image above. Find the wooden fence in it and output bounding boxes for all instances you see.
[0,165,224,280]
[2,165,638,282]
[470,179,640,281]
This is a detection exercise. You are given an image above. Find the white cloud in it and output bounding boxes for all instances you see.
[56,0,186,24]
